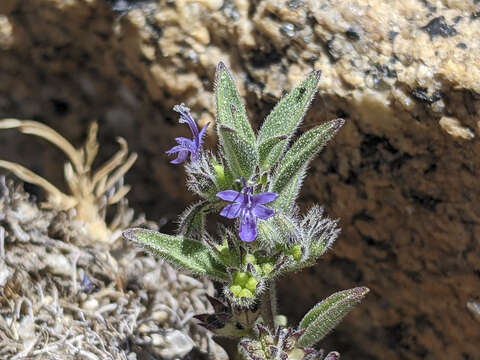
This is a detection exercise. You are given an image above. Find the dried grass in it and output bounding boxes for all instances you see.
[0,177,224,359]
[0,119,137,243]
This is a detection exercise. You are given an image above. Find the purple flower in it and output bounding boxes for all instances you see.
[217,186,278,242]
[166,103,209,164]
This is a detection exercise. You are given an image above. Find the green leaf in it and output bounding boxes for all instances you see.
[215,62,255,144]
[219,124,258,180]
[297,287,369,347]
[123,228,229,281]
[273,165,306,212]
[226,233,242,268]
[177,201,207,238]
[257,71,321,169]
[258,135,287,169]
[309,227,339,260]
[257,212,298,249]
[271,119,344,198]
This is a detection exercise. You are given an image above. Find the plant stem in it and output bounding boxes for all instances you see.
[260,281,275,330]
[213,336,243,360]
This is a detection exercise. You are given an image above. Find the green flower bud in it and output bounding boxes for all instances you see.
[291,244,302,261]
[238,288,253,299]
[234,271,249,287]
[212,159,227,189]
[243,253,257,265]
[274,315,288,327]
[230,285,242,297]
[245,277,258,292]
[261,262,274,276]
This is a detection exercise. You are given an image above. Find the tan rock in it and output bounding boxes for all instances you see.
[439,116,475,140]
[0,15,13,50]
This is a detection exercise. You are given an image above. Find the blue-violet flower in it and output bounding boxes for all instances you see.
[217,187,278,242]
[166,103,209,164]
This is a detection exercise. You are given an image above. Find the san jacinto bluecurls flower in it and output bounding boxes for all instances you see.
[166,103,209,164]
[124,63,368,360]
[217,186,278,242]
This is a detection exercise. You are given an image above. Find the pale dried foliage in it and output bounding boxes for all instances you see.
[0,119,137,243]
[0,178,221,359]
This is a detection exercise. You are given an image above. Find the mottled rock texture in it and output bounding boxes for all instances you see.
[1,0,480,359]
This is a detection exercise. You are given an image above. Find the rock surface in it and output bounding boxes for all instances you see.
[1,0,480,359]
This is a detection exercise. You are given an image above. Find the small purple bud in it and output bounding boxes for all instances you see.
[166,103,209,164]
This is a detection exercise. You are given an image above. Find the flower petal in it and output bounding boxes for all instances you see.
[174,104,199,139]
[170,150,189,164]
[220,204,242,219]
[252,192,278,205]
[239,212,257,242]
[197,122,210,147]
[174,137,196,149]
[216,190,242,202]
[165,144,185,154]
[252,204,274,220]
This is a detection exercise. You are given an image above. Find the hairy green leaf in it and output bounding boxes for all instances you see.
[177,201,207,238]
[298,287,369,347]
[258,135,287,170]
[257,212,299,250]
[219,125,258,180]
[123,228,229,281]
[257,71,321,169]
[273,165,307,212]
[271,119,344,198]
[215,62,255,144]
[309,228,339,260]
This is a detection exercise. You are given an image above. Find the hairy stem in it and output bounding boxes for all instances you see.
[213,336,243,360]
[261,281,276,330]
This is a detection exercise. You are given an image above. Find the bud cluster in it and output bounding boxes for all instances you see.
[240,324,339,360]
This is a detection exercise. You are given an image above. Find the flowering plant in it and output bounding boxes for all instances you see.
[124,63,368,359]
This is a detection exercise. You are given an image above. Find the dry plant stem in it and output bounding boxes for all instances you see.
[260,281,276,331]
[0,119,138,242]
[0,119,83,171]
[213,337,243,360]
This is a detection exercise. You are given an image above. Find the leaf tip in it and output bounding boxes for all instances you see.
[122,228,136,241]
[332,118,346,131]
[122,227,146,243]
[356,286,370,298]
[215,61,231,84]
[217,61,227,72]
